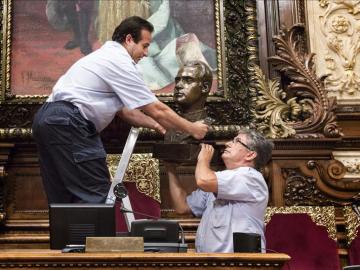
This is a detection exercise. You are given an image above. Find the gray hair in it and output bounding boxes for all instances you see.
[238,129,274,169]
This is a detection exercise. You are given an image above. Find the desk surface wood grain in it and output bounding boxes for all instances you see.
[0,249,290,269]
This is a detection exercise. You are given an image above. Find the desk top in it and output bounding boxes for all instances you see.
[0,249,290,269]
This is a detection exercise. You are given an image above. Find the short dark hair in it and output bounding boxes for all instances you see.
[184,61,213,93]
[112,16,154,44]
[238,129,274,169]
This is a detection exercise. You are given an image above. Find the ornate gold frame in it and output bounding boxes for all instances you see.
[0,0,258,138]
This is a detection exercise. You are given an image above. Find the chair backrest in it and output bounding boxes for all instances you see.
[344,206,360,265]
[265,206,340,270]
[107,154,161,232]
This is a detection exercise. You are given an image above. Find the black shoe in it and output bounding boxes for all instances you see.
[80,42,92,55]
[64,40,79,50]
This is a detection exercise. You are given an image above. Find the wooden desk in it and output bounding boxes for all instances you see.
[0,250,290,269]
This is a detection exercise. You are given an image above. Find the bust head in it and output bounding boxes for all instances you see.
[174,61,213,113]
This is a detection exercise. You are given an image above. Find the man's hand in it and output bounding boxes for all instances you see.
[198,143,214,164]
[153,122,166,135]
[191,121,209,140]
[195,144,217,193]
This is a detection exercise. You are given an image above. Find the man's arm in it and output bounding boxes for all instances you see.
[195,144,218,193]
[165,163,192,215]
[140,101,208,140]
[117,107,166,135]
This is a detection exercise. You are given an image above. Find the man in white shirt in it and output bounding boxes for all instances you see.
[165,129,273,252]
[32,16,208,204]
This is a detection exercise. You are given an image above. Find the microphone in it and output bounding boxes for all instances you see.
[120,206,159,220]
[120,206,186,244]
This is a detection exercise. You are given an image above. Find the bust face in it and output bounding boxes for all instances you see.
[174,66,204,108]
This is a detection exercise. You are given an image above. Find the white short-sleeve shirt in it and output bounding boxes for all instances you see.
[47,41,157,131]
[186,167,269,253]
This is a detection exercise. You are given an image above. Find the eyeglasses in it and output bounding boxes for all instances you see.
[232,138,252,151]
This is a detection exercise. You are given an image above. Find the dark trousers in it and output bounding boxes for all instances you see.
[32,101,110,204]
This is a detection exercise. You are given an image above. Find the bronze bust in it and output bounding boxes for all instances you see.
[165,60,213,143]
[154,60,213,162]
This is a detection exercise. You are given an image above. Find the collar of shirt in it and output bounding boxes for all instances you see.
[103,41,136,66]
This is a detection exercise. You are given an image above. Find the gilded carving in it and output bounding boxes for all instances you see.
[282,168,332,206]
[107,154,160,203]
[307,0,360,103]
[0,128,32,139]
[265,206,337,241]
[223,0,258,125]
[269,24,342,138]
[344,206,360,245]
[252,65,296,139]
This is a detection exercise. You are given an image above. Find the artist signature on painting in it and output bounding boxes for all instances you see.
[21,71,54,92]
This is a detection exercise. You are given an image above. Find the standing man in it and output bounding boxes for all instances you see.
[32,16,209,204]
[165,129,273,252]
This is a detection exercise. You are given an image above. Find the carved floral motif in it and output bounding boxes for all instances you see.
[318,0,360,96]
[267,24,342,138]
[253,65,296,138]
[282,168,332,205]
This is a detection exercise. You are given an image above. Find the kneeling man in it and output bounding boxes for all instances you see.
[165,129,273,252]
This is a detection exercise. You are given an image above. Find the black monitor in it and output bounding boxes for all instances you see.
[49,203,115,250]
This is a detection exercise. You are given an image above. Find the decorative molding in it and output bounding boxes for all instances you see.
[333,151,360,178]
[306,159,360,192]
[222,0,258,125]
[269,24,342,138]
[0,128,32,140]
[0,143,14,223]
[265,206,337,241]
[0,252,290,268]
[0,103,40,130]
[282,168,334,206]
[272,138,339,150]
[281,159,360,205]
[307,0,360,104]
[107,154,160,203]
[343,206,360,245]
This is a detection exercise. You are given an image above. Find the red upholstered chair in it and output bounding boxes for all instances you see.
[344,206,360,266]
[107,154,161,232]
[265,206,340,270]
